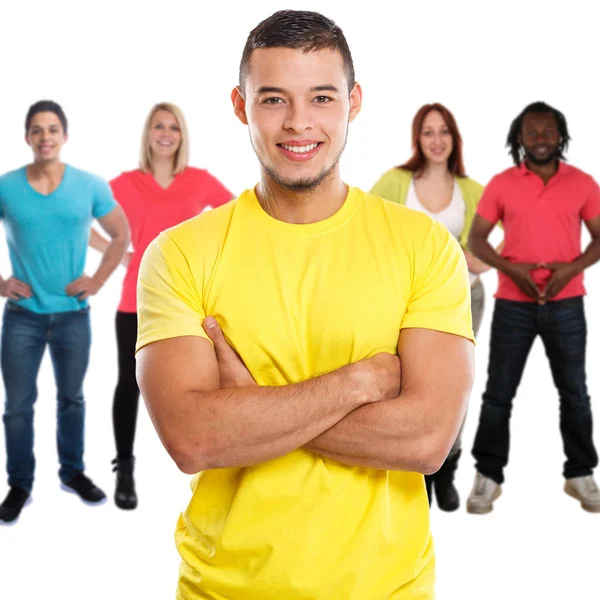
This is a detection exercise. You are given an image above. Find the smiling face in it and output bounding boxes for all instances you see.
[233,47,362,191]
[26,111,67,163]
[148,109,182,162]
[520,112,561,166]
[419,110,453,167]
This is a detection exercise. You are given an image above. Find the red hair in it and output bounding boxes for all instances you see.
[398,103,466,178]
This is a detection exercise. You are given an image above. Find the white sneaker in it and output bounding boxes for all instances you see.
[564,475,600,513]
[466,472,502,514]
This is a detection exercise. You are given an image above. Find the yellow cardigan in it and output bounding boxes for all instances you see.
[370,168,484,250]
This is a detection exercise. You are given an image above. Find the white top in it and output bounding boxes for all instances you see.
[406,180,476,284]
[406,180,466,239]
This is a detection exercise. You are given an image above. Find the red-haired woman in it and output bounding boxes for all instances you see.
[371,103,492,512]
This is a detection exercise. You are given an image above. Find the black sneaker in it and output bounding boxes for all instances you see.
[62,473,106,504]
[0,487,31,523]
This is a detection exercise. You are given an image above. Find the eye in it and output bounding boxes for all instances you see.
[422,131,432,136]
[170,125,180,132]
[263,97,284,105]
[314,96,333,103]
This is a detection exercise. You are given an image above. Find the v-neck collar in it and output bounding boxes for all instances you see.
[141,167,189,195]
[23,164,69,198]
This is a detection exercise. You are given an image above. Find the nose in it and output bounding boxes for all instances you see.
[532,131,552,144]
[283,101,313,134]
[431,132,444,145]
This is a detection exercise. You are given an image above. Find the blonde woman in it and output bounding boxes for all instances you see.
[90,103,234,509]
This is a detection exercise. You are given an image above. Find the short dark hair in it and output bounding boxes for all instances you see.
[239,10,355,93]
[25,100,68,134]
[506,101,570,165]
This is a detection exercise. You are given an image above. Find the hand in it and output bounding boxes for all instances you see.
[504,262,542,302]
[121,251,133,268]
[65,275,103,300]
[203,316,257,388]
[540,262,580,302]
[353,352,402,403]
[0,277,33,300]
[464,250,491,275]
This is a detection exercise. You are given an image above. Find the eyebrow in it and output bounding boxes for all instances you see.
[255,85,341,94]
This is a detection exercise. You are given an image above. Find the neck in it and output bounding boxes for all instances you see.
[419,161,452,181]
[525,157,559,180]
[152,156,175,178]
[256,169,348,224]
[30,158,64,178]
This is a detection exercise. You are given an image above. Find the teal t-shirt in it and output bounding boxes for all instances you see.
[0,165,117,313]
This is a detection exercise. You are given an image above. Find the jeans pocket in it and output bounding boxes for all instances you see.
[5,301,25,313]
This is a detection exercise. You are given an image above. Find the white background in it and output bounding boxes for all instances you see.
[1,0,599,598]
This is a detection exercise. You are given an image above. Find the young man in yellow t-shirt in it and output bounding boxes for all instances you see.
[136,9,475,600]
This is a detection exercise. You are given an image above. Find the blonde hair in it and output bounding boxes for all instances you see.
[139,102,190,175]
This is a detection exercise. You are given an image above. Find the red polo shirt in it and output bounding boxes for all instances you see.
[477,162,600,302]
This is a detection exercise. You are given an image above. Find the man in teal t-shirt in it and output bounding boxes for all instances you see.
[0,100,130,523]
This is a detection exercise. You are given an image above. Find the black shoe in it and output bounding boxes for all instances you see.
[112,457,138,510]
[433,449,461,512]
[434,477,460,512]
[62,473,106,504]
[425,475,434,507]
[0,487,31,523]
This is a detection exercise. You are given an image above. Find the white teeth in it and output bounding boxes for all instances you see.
[281,143,319,153]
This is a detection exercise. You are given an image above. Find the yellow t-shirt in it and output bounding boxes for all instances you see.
[137,186,474,600]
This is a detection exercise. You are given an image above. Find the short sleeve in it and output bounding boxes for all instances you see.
[581,177,600,222]
[204,173,235,210]
[401,220,474,342]
[476,176,503,225]
[136,232,208,353]
[92,176,118,219]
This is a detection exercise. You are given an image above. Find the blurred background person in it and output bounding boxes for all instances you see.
[89,102,234,510]
[371,102,493,511]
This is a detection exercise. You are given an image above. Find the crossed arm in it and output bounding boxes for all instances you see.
[136,323,474,475]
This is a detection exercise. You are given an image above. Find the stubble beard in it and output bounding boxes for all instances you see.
[250,127,349,192]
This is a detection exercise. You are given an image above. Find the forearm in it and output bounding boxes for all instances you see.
[89,228,110,253]
[92,232,128,284]
[572,237,600,272]
[304,386,469,474]
[469,234,513,274]
[147,363,375,473]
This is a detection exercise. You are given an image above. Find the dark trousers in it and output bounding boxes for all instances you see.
[1,302,91,491]
[472,296,598,484]
[113,311,139,459]
[426,279,485,492]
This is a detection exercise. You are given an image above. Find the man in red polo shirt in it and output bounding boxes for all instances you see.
[466,101,600,514]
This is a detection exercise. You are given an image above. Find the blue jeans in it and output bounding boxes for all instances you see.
[1,302,91,492]
[472,297,598,484]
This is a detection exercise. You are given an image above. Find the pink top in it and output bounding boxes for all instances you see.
[110,167,233,312]
[477,162,600,302]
